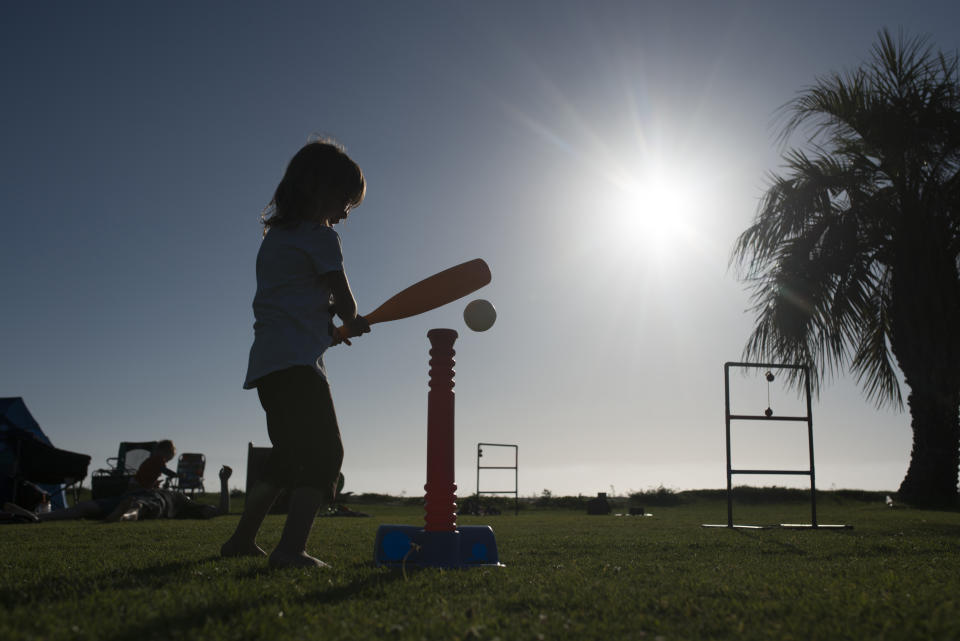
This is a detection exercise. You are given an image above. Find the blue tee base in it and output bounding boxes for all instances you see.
[373,524,504,568]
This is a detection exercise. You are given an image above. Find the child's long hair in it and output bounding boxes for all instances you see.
[261,139,366,233]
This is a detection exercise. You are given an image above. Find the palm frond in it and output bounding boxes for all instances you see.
[733,28,960,407]
[850,269,903,409]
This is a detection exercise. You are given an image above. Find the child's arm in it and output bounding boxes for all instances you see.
[328,270,370,342]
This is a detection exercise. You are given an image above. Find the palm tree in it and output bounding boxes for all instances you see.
[731,29,960,506]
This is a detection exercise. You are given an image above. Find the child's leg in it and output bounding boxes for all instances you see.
[270,374,342,568]
[221,373,292,558]
[233,366,342,566]
[221,481,279,557]
[269,486,328,568]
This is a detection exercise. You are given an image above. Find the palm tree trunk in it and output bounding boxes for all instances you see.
[898,384,960,505]
[890,225,960,507]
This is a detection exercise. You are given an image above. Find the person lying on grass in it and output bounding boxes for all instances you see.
[3,465,233,523]
[1,439,178,518]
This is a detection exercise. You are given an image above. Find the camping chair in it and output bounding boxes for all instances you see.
[2,435,91,508]
[170,453,205,495]
[107,441,158,475]
[0,397,91,509]
[92,441,158,499]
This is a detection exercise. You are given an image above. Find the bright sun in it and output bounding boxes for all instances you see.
[604,165,702,265]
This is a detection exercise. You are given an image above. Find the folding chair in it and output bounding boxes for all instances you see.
[171,453,205,495]
[92,441,158,499]
[3,435,90,508]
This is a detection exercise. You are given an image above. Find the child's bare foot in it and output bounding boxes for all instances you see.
[220,538,267,558]
[268,549,331,569]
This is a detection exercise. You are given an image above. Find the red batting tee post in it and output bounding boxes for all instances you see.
[371,327,503,567]
[424,328,458,532]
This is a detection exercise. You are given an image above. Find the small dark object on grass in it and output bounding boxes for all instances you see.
[587,492,611,515]
[629,507,645,516]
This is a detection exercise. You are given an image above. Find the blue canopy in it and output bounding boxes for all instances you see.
[0,397,90,509]
[0,397,53,445]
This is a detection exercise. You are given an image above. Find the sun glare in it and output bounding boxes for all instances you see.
[605,166,701,264]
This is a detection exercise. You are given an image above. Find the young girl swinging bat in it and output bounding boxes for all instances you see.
[221,139,371,569]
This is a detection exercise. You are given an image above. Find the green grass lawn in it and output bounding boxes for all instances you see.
[2,493,959,640]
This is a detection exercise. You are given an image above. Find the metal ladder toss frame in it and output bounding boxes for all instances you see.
[476,442,518,516]
[704,362,848,530]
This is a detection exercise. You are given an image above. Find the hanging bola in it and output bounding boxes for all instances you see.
[764,370,775,417]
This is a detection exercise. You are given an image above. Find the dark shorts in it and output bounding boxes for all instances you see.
[255,366,344,501]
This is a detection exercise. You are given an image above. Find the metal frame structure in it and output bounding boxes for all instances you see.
[476,442,518,515]
[703,362,849,530]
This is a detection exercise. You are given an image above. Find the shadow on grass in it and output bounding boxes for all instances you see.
[732,529,809,556]
[0,556,222,608]
[94,561,405,641]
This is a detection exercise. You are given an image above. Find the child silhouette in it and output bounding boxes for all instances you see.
[222,139,370,569]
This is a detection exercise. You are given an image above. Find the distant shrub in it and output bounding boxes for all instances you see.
[332,486,893,510]
[828,489,891,503]
[352,492,402,504]
[730,486,811,504]
[550,495,591,510]
[534,489,553,507]
[525,492,591,510]
[629,485,683,507]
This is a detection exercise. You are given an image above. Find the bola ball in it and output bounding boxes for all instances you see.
[463,299,497,332]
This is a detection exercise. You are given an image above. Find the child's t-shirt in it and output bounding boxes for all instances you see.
[243,222,344,388]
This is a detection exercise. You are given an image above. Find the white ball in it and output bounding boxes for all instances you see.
[463,299,497,332]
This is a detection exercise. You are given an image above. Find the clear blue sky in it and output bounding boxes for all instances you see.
[3,1,959,497]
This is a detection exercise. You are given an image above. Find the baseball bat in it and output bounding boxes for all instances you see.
[336,258,491,339]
